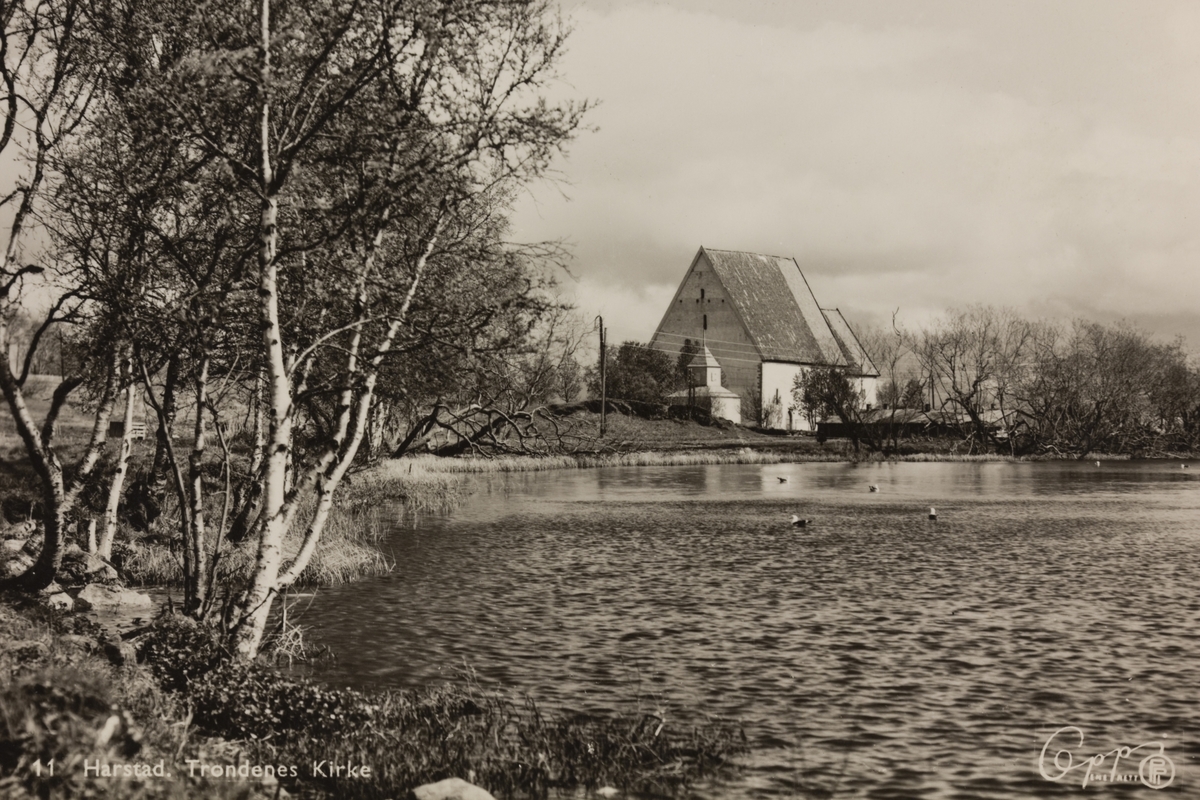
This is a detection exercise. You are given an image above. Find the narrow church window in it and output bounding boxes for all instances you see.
[700,288,705,299]
[703,314,707,330]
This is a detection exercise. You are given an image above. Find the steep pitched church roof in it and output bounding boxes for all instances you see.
[821,308,879,376]
[692,247,847,365]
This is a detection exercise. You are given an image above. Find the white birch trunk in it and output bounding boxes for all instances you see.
[98,363,136,559]
[233,0,292,657]
[185,356,210,615]
[276,223,442,587]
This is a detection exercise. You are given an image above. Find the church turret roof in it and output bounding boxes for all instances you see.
[688,345,721,370]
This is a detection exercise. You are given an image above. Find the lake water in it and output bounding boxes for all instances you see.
[299,461,1200,798]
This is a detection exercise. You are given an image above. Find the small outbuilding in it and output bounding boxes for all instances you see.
[666,345,742,425]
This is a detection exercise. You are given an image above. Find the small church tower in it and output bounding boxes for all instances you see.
[668,344,742,424]
[688,345,724,390]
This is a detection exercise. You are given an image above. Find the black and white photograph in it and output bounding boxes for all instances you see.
[2,0,1198,798]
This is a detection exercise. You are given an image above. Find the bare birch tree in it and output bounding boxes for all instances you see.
[73,0,588,654]
[0,0,118,591]
[916,305,1031,454]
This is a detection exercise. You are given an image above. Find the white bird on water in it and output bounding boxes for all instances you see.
[1095,460,1101,467]
[790,514,809,528]
[929,507,938,520]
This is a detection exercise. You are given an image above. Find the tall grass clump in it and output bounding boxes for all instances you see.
[121,514,389,590]
[854,451,1026,463]
[857,451,1132,463]
[119,468,407,589]
[292,485,392,587]
[361,458,469,511]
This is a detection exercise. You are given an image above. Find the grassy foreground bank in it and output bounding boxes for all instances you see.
[0,595,746,799]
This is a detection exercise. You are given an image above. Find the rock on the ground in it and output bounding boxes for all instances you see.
[43,592,74,611]
[9,640,49,662]
[59,633,98,652]
[103,638,138,666]
[76,583,154,610]
[61,550,119,584]
[1,538,25,553]
[84,553,119,582]
[0,520,37,539]
[3,551,34,577]
[408,778,496,800]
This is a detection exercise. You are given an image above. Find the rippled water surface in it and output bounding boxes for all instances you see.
[301,461,1200,798]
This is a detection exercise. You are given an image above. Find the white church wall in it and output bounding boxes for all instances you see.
[760,361,808,431]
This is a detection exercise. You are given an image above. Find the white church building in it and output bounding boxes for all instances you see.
[650,246,878,430]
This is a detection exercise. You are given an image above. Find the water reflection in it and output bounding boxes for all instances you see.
[301,461,1200,799]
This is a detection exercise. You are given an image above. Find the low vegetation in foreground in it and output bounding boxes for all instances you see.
[0,597,747,800]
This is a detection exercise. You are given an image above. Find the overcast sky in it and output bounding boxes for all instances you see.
[509,0,1200,347]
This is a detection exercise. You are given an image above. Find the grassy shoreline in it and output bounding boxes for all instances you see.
[381,444,1136,476]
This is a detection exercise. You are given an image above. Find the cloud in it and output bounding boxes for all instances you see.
[564,277,679,345]
[513,1,1200,344]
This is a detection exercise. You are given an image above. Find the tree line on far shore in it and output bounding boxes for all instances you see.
[800,306,1200,457]
[593,307,1200,458]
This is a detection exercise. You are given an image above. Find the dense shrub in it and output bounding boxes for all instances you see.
[189,663,373,740]
[2,602,746,800]
[0,670,146,799]
[138,617,231,692]
[588,342,682,405]
[138,615,372,741]
[0,599,189,800]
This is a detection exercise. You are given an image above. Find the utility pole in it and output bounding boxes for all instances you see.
[597,316,607,437]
